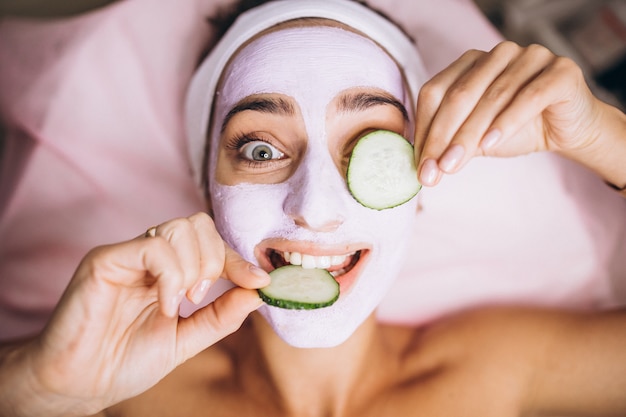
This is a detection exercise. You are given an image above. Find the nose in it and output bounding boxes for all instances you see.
[283,151,348,233]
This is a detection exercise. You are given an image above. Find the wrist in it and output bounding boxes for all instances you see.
[0,338,41,417]
[0,338,91,417]
[560,100,626,190]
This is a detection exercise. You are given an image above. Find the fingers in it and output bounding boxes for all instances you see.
[439,44,556,164]
[221,245,271,289]
[417,45,512,163]
[415,42,560,186]
[488,55,588,150]
[175,287,264,362]
[87,212,269,319]
[81,237,186,318]
[153,213,269,295]
[141,212,268,315]
[148,215,204,305]
[415,49,484,186]
[139,213,218,312]
[414,48,484,154]
[179,212,226,304]
[464,44,557,152]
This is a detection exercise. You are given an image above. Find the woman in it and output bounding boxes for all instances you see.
[1,1,625,416]
[107,2,626,415]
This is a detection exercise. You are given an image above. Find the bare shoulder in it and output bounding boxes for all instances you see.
[378,308,563,415]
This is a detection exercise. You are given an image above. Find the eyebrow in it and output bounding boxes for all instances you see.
[221,96,296,133]
[337,91,409,121]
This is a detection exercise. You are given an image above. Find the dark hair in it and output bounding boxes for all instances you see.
[207,0,414,45]
[208,0,272,40]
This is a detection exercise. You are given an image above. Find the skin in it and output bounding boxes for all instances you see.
[100,302,626,417]
[99,28,626,417]
[0,214,271,417]
[1,22,626,417]
[414,41,626,190]
[207,25,417,348]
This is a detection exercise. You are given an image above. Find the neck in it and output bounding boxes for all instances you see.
[240,312,397,417]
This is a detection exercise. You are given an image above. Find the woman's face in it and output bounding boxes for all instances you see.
[208,25,418,348]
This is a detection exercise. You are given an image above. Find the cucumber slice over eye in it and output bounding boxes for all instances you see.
[347,130,421,210]
[258,265,340,310]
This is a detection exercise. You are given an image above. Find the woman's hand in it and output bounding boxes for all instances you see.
[415,41,626,188]
[10,212,269,417]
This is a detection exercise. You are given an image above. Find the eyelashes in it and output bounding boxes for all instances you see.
[224,133,286,166]
[223,132,259,151]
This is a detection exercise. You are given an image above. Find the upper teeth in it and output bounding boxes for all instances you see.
[283,251,351,269]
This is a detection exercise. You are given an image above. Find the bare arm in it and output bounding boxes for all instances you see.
[0,338,53,417]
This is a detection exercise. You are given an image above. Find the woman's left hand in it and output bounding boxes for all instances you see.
[414,41,621,186]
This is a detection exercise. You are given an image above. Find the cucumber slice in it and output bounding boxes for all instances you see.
[258,265,339,310]
[347,130,421,210]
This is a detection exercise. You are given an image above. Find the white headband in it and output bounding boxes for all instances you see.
[185,0,428,188]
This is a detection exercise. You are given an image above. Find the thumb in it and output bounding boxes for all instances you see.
[174,287,263,362]
[220,245,271,289]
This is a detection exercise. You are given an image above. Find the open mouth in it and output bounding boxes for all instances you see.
[259,245,370,296]
[267,249,362,278]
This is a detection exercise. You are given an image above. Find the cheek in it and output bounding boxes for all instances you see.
[348,202,417,302]
[210,183,292,263]
[345,196,416,245]
[213,147,230,185]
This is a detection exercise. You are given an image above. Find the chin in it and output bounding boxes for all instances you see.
[257,284,382,349]
[276,326,354,349]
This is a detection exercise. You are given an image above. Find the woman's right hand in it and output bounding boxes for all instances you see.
[6,212,269,417]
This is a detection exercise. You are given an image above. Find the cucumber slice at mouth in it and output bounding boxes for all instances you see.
[258,265,339,310]
[347,130,421,210]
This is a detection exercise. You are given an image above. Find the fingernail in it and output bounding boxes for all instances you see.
[481,129,501,150]
[168,289,186,317]
[439,144,465,173]
[419,158,440,186]
[191,279,210,304]
[254,295,266,309]
[249,265,270,283]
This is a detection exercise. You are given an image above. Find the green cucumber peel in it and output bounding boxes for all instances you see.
[347,130,421,210]
[258,265,339,310]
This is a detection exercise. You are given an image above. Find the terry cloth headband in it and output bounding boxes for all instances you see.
[185,0,428,189]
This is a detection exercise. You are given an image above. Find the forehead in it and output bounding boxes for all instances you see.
[217,25,407,112]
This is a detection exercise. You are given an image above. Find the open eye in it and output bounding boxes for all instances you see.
[240,140,285,162]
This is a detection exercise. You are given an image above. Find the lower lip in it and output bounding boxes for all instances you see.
[257,249,370,298]
[333,251,369,297]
